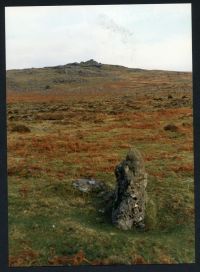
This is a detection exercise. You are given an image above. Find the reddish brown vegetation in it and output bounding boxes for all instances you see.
[170,164,194,174]
[48,250,92,266]
[9,249,40,267]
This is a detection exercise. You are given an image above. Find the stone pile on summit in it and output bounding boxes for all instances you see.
[80,59,102,68]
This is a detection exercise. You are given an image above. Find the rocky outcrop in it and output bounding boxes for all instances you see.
[80,59,102,68]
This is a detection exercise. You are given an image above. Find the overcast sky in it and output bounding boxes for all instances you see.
[6,4,192,71]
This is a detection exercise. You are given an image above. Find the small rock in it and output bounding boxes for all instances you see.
[72,178,106,193]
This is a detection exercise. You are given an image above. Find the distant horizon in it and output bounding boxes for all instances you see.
[6,58,192,73]
[6,4,192,72]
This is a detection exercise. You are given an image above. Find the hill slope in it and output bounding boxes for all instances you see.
[6,59,192,94]
[7,60,194,266]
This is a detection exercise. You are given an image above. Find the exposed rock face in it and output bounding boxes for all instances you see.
[112,148,148,230]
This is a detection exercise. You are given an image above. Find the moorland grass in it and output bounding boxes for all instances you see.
[7,70,194,266]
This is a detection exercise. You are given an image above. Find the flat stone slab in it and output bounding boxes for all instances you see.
[72,178,106,193]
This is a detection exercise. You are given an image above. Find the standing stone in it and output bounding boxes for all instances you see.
[112,148,148,230]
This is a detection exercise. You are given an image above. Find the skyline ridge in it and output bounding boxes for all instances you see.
[6,59,192,73]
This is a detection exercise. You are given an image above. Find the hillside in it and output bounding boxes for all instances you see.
[6,59,192,95]
[7,60,194,266]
